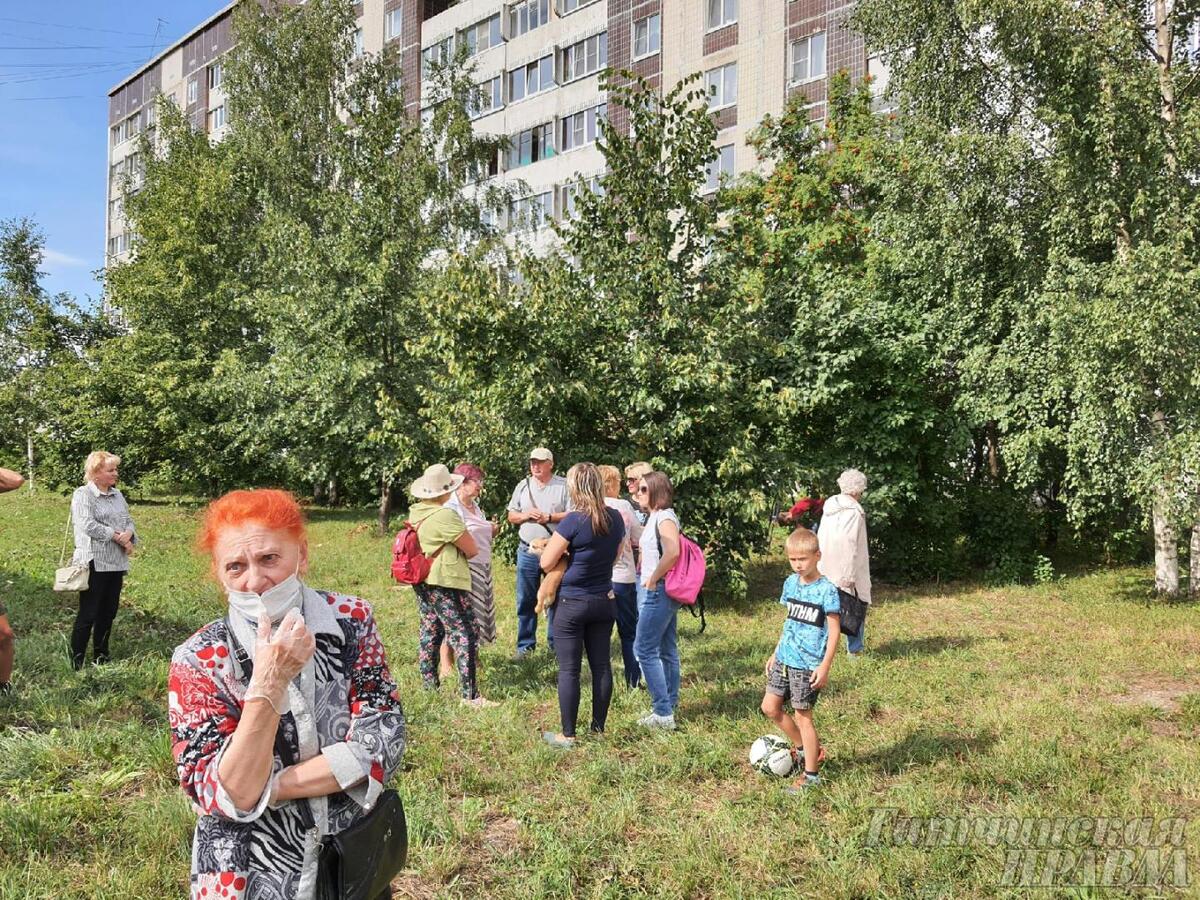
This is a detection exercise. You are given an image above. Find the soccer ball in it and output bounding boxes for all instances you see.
[749,735,798,777]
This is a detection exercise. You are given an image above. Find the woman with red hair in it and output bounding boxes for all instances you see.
[168,489,406,900]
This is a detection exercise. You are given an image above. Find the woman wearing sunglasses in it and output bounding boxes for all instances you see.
[633,470,682,730]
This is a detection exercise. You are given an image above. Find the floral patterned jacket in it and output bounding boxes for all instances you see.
[168,588,406,900]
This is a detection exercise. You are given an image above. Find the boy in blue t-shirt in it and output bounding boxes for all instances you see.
[760,527,841,791]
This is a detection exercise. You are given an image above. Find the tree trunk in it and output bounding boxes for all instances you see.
[1153,498,1179,596]
[986,421,1002,480]
[25,432,34,493]
[328,476,340,506]
[377,477,392,536]
[312,479,327,505]
[1150,410,1179,595]
[1190,521,1200,599]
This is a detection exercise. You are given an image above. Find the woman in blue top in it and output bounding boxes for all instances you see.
[537,463,624,748]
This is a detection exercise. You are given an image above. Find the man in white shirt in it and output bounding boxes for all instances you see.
[506,448,569,657]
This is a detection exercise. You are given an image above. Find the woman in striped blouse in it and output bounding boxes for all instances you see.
[69,451,137,669]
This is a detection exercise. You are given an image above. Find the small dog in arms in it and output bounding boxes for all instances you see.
[528,538,567,614]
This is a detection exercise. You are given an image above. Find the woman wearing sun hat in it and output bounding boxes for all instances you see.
[408,463,497,707]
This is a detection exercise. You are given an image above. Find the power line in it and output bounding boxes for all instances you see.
[0,94,92,101]
[0,64,135,86]
[0,43,165,51]
[0,16,163,38]
[0,60,148,68]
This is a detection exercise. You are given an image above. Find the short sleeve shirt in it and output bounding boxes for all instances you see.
[637,508,680,587]
[775,574,841,670]
[555,508,624,599]
[604,497,643,584]
[446,494,493,568]
[409,501,470,590]
[507,475,570,545]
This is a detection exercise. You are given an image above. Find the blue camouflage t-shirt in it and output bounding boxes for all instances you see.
[775,574,841,670]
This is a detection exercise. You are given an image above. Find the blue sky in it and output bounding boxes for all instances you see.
[0,2,220,308]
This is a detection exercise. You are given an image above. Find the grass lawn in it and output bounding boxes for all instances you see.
[0,491,1197,899]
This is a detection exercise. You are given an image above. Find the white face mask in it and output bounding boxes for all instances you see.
[226,569,303,624]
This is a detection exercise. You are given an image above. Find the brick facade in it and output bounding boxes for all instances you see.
[607,0,663,134]
[786,0,865,113]
[701,22,736,57]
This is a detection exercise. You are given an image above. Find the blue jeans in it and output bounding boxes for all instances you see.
[846,617,865,654]
[635,582,679,716]
[612,581,640,688]
[515,546,555,653]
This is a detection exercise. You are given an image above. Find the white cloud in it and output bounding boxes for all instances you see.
[42,248,90,269]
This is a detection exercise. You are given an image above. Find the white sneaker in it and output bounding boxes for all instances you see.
[637,712,676,730]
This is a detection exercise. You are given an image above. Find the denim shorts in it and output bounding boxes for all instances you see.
[765,660,819,710]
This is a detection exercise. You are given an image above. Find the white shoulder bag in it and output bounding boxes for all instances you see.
[53,505,90,593]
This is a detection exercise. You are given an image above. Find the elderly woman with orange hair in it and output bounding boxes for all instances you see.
[168,489,406,900]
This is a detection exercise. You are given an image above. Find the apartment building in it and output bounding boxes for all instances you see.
[105,0,871,263]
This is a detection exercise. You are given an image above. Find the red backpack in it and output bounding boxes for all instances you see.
[391,517,445,586]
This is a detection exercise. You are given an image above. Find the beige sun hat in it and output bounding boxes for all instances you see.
[529,447,554,461]
[410,463,465,499]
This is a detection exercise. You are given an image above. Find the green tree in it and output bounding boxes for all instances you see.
[853,0,1200,594]
[0,219,108,490]
[104,0,503,521]
[416,74,788,591]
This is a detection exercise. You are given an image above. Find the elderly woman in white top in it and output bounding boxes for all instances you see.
[70,451,137,669]
[817,468,872,657]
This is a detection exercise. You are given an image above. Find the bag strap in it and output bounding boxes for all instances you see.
[524,478,553,537]
[225,615,318,831]
[413,515,447,560]
[59,501,74,567]
[689,590,707,634]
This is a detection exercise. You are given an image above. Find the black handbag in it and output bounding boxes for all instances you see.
[314,789,407,900]
[836,587,868,639]
[226,618,408,900]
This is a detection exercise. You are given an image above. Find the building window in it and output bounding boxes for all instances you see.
[186,75,198,105]
[110,151,144,190]
[508,0,550,38]
[508,122,555,169]
[422,35,453,77]
[208,104,227,132]
[110,119,128,147]
[471,147,502,182]
[560,103,605,152]
[562,32,607,82]
[353,28,365,58]
[385,8,403,42]
[560,175,604,219]
[560,0,599,13]
[471,75,504,118]
[509,191,553,231]
[633,15,661,59]
[705,63,737,110]
[207,61,223,90]
[481,206,503,230]
[704,144,735,192]
[462,14,502,55]
[507,55,555,102]
[791,33,826,83]
[107,233,132,257]
[706,0,737,30]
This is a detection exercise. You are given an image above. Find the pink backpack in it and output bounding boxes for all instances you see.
[656,519,708,632]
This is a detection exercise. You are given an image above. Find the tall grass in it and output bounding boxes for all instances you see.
[0,491,1196,898]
